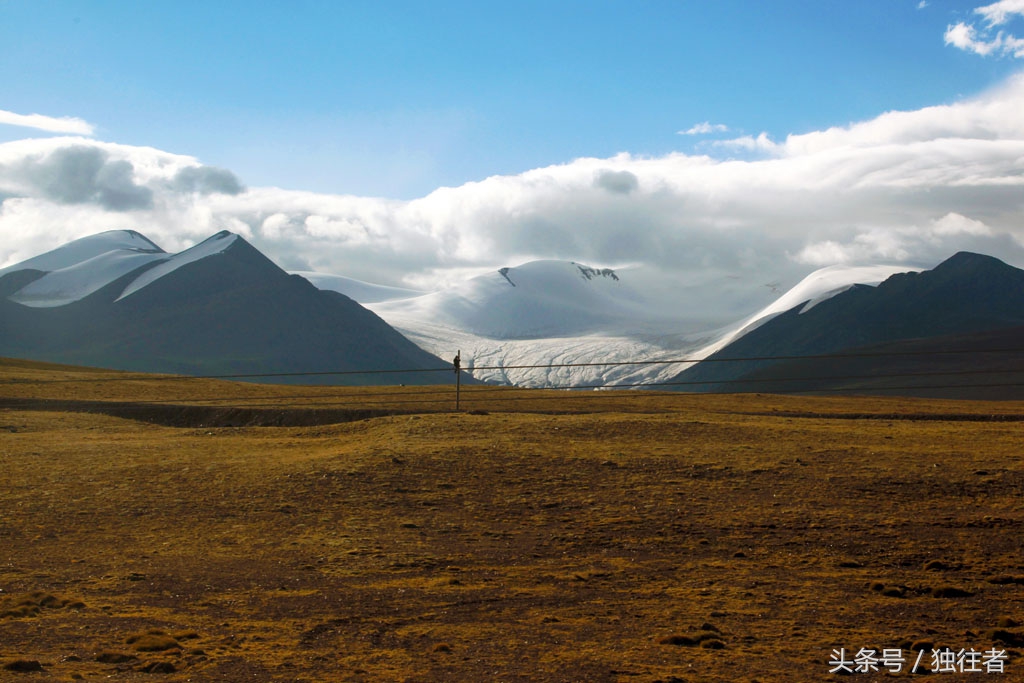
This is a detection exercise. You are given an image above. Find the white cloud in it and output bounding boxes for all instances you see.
[945,22,1024,57]
[945,1,1024,58]
[918,1,929,9]
[795,231,912,267]
[0,137,246,259]
[3,73,1024,293]
[713,132,781,154]
[945,22,998,55]
[975,0,1024,26]
[930,212,992,236]
[678,122,729,136]
[794,214,998,267]
[0,110,96,136]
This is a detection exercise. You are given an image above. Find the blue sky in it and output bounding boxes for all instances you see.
[2,0,1024,290]
[2,0,1021,198]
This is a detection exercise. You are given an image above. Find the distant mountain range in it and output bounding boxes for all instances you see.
[0,230,455,384]
[300,251,1023,397]
[348,260,919,388]
[4,231,1021,397]
[670,252,1024,399]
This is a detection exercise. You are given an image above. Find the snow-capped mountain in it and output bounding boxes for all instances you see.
[13,230,1012,395]
[295,259,919,388]
[691,263,927,361]
[371,260,677,339]
[116,231,241,301]
[1,230,168,307]
[0,230,453,384]
[0,229,165,276]
[0,230,251,308]
[672,251,1024,398]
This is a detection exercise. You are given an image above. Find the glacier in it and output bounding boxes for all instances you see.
[305,260,922,388]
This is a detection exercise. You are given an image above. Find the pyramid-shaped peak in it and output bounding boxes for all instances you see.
[932,251,1013,275]
[114,231,273,302]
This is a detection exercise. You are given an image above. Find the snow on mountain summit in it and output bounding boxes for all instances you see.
[8,249,170,307]
[2,229,244,307]
[370,260,659,340]
[4,230,926,389]
[2,230,169,308]
[116,231,239,301]
[354,259,923,387]
[0,229,164,277]
[689,262,925,361]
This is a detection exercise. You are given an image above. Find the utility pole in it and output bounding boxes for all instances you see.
[453,350,461,411]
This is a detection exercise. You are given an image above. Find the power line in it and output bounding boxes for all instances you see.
[2,344,1021,421]
[7,365,1024,401]
[6,365,1023,409]
[3,345,1022,385]
[4,377,1024,422]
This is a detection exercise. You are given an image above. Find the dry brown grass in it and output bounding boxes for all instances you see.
[0,357,1022,681]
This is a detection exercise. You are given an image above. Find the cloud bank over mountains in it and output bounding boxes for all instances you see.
[2,72,1024,291]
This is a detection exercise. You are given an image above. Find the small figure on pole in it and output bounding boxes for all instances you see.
[453,350,462,411]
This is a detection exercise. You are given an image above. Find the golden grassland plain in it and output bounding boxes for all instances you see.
[0,358,1022,681]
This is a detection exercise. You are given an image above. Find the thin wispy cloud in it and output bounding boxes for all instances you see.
[975,0,1024,26]
[712,132,780,154]
[945,0,1024,58]
[0,110,96,136]
[678,122,729,136]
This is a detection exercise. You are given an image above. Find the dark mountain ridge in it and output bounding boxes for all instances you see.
[0,232,460,385]
[671,251,1024,398]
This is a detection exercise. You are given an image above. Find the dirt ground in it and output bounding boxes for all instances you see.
[1,358,1022,681]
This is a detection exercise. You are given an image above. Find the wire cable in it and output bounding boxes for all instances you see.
[3,345,1021,385]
